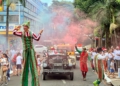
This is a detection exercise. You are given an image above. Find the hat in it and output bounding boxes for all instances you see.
[102,47,107,51]
[97,47,103,53]
[82,47,86,50]
[23,21,30,28]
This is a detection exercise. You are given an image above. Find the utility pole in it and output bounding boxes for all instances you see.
[6,4,10,50]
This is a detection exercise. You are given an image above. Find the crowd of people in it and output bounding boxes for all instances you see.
[90,46,120,78]
[0,45,119,86]
[0,49,22,85]
[0,49,43,85]
[75,45,120,86]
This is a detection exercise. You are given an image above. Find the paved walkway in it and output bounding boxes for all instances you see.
[105,72,120,86]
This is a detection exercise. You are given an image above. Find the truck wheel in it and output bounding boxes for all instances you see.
[42,72,46,80]
[73,65,76,69]
[70,72,74,80]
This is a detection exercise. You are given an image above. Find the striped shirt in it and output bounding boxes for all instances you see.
[13,30,41,41]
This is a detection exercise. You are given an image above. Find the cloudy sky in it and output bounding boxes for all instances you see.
[40,0,74,6]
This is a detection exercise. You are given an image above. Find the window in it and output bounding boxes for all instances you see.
[9,15,19,23]
[26,1,28,7]
[24,17,27,22]
[0,15,4,22]
[15,1,18,4]
[34,6,35,12]
[32,5,34,12]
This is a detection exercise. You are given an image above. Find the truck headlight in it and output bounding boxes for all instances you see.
[43,63,47,67]
[68,63,72,67]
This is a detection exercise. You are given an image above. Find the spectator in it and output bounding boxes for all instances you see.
[114,46,120,72]
[107,49,114,74]
[103,49,108,72]
[90,49,97,71]
[0,53,9,85]
[10,49,16,61]
[16,52,23,76]
[5,50,11,81]
[11,53,17,76]
[109,59,115,78]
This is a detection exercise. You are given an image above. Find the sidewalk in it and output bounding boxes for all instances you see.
[104,72,120,86]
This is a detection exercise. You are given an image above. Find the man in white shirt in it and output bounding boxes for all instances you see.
[16,52,23,76]
[90,49,97,71]
[114,46,120,72]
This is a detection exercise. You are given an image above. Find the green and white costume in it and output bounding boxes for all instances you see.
[13,22,41,86]
[93,53,105,86]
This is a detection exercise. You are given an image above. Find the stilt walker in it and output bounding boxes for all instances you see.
[13,21,43,86]
[93,48,105,86]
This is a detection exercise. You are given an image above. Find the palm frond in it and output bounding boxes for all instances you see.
[19,0,25,7]
[116,0,120,3]
[94,26,101,36]
[110,23,118,34]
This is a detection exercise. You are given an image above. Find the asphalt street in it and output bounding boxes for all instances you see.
[8,61,111,86]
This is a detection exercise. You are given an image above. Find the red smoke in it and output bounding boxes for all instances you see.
[44,3,97,46]
[62,19,96,45]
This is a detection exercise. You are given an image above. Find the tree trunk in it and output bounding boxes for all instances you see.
[105,24,111,49]
[99,28,103,47]
[6,6,9,49]
[114,30,117,47]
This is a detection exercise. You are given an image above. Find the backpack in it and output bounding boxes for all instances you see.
[12,54,17,62]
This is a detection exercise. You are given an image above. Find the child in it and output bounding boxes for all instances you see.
[109,59,115,78]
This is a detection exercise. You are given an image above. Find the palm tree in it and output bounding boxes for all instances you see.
[74,0,120,48]
[89,0,120,47]
[2,0,25,49]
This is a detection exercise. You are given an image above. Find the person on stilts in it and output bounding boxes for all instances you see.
[13,21,43,86]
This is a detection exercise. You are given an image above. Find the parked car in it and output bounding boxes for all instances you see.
[34,45,47,53]
[42,49,74,80]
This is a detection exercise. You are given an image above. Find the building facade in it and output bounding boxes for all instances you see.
[0,0,47,50]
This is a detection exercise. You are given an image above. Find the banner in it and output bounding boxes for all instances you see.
[0,24,15,31]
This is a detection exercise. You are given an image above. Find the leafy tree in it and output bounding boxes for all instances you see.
[74,0,120,48]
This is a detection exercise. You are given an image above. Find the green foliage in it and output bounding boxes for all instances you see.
[116,0,120,3]
[3,0,25,7]
[74,0,120,35]
[73,0,99,13]
[19,0,25,7]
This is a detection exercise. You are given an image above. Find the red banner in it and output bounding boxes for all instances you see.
[77,44,82,47]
